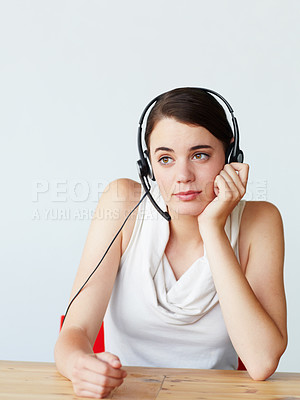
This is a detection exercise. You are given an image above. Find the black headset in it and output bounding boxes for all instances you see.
[137,87,244,222]
[62,87,244,324]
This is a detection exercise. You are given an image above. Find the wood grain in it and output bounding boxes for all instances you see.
[0,361,299,399]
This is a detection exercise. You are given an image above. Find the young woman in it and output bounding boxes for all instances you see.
[54,88,287,399]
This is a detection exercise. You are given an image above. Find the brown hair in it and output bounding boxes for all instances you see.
[145,87,233,151]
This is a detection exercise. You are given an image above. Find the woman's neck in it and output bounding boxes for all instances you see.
[168,212,203,247]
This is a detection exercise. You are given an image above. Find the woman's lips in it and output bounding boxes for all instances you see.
[174,190,201,201]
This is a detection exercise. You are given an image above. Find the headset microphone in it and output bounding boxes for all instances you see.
[137,158,171,221]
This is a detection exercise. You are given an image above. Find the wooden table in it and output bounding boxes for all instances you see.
[1,360,300,399]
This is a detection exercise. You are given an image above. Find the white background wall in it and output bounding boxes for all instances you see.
[0,0,299,372]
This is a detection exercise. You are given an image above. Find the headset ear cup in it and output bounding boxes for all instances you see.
[137,159,148,179]
[144,150,155,181]
[225,144,244,164]
[225,143,234,164]
[236,149,244,163]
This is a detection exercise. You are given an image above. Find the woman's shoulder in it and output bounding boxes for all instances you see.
[100,178,142,206]
[99,178,142,254]
[92,178,142,234]
[239,201,284,271]
[242,200,283,230]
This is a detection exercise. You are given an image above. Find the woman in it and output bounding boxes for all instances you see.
[55,88,287,399]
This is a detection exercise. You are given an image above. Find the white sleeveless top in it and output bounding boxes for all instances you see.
[104,182,246,369]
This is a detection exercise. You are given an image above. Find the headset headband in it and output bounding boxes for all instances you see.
[138,87,243,166]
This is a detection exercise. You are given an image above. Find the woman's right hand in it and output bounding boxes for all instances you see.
[70,352,127,398]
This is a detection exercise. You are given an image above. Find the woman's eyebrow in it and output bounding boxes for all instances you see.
[154,145,213,153]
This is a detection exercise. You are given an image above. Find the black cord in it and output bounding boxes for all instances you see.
[61,192,148,327]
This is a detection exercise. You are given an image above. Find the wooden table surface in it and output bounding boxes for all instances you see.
[1,360,300,399]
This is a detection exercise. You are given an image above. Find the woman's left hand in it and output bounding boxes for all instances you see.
[198,162,249,232]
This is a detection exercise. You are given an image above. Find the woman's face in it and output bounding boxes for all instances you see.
[149,117,226,217]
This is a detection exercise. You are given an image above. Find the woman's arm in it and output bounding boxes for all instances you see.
[54,178,140,398]
[198,164,287,380]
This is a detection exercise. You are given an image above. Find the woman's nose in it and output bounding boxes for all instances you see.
[176,160,195,183]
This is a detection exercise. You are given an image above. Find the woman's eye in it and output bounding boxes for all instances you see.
[193,153,209,160]
[159,156,172,165]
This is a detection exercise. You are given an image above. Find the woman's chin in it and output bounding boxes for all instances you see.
[167,201,207,218]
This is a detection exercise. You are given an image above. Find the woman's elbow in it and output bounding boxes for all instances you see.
[245,337,287,381]
[248,361,277,381]
[246,356,281,381]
